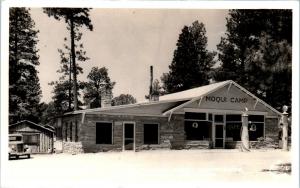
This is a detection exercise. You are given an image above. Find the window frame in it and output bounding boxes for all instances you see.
[95,121,113,145]
[143,123,160,145]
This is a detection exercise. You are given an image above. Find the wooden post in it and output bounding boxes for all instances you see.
[282,105,289,151]
[241,108,250,151]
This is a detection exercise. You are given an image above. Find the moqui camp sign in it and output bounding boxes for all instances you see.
[205,96,248,103]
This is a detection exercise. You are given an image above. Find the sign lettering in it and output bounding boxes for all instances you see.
[205,96,248,104]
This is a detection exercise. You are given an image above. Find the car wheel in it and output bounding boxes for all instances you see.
[27,154,30,158]
[16,155,19,159]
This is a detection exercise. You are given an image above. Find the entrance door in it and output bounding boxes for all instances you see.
[214,115,225,148]
[123,122,135,151]
[215,124,225,148]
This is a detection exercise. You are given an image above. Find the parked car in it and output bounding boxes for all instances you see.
[9,134,31,159]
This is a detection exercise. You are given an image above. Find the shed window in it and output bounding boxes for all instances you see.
[23,134,39,145]
[65,123,68,142]
[96,122,112,144]
[144,124,159,144]
[70,122,73,142]
[75,121,78,142]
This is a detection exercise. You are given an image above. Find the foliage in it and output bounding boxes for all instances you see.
[161,21,216,94]
[43,8,93,110]
[215,9,292,109]
[9,8,42,124]
[112,94,137,106]
[83,67,115,108]
[145,79,165,99]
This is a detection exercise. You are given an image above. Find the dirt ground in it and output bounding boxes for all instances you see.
[2,150,293,188]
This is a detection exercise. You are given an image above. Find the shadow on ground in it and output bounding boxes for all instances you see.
[262,163,291,174]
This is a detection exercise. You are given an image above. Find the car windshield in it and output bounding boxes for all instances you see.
[9,136,22,141]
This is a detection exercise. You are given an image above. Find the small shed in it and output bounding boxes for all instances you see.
[9,120,55,153]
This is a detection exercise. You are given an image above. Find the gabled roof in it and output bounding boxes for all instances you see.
[67,80,281,117]
[9,120,55,133]
[159,80,231,101]
[162,80,281,116]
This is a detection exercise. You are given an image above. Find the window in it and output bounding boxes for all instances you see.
[96,122,112,144]
[249,115,264,141]
[70,122,73,142]
[144,124,159,144]
[65,123,68,142]
[226,115,241,122]
[23,134,39,145]
[214,115,224,123]
[75,121,78,142]
[226,123,242,141]
[185,121,211,140]
[185,112,206,120]
[226,114,242,141]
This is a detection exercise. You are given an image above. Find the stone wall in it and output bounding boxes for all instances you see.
[61,113,175,153]
[265,118,280,142]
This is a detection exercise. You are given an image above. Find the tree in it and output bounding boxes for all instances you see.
[112,94,137,106]
[83,67,115,108]
[145,79,165,100]
[9,8,42,124]
[161,21,216,94]
[215,9,292,109]
[43,8,93,110]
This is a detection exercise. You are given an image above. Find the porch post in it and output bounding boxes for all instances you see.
[241,108,250,151]
[281,106,289,151]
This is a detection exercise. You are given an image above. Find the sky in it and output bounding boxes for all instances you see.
[30,8,228,103]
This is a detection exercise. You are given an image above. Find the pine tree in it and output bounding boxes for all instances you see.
[83,67,115,108]
[112,94,137,106]
[215,9,292,109]
[161,21,216,94]
[43,8,93,110]
[9,8,42,124]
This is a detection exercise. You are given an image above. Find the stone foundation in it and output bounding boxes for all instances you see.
[63,142,84,154]
[184,141,212,149]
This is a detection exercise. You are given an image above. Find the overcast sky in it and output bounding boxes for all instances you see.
[30,8,228,103]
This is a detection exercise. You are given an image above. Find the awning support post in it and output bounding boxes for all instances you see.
[168,111,173,122]
[198,97,203,107]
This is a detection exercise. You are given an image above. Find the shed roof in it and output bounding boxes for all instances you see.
[9,120,55,133]
[66,80,281,117]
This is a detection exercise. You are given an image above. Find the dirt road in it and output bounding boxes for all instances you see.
[2,150,292,188]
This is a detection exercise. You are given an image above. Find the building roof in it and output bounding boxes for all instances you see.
[9,120,55,133]
[159,80,230,101]
[66,80,281,117]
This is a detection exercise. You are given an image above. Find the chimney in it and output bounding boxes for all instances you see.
[101,90,112,108]
[149,66,159,102]
[149,65,153,99]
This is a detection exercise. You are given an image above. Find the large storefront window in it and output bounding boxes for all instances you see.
[185,121,211,140]
[225,115,265,141]
[226,115,242,141]
[184,112,211,141]
[248,115,264,141]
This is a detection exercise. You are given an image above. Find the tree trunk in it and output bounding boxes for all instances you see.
[70,17,78,110]
[68,53,72,111]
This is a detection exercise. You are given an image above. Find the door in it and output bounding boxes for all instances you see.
[214,114,225,148]
[123,122,135,151]
[215,124,225,148]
